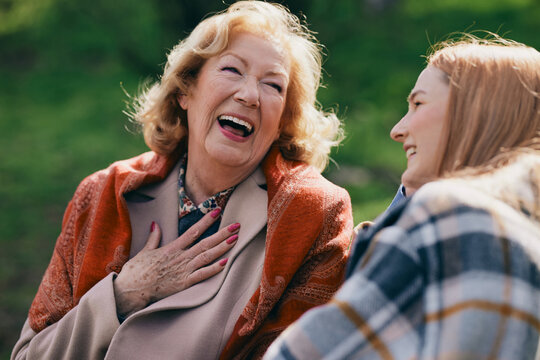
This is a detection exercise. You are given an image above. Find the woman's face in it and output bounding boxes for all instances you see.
[179,32,290,174]
[390,65,450,195]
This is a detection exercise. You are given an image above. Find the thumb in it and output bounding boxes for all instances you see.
[143,221,161,250]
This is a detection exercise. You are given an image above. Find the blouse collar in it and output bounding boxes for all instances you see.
[177,154,236,218]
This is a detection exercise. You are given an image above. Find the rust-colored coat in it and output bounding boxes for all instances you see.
[28,147,353,359]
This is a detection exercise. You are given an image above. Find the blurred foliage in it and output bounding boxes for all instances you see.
[0,0,56,34]
[1,0,539,356]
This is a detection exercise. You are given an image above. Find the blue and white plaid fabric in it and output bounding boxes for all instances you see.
[265,159,540,359]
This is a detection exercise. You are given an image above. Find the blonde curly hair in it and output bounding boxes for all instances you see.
[130,1,343,172]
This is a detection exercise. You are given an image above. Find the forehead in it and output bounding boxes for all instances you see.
[224,32,291,73]
[413,66,449,95]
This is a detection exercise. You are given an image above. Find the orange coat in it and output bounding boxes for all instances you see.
[28,147,353,359]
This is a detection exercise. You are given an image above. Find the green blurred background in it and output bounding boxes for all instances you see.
[1,0,538,356]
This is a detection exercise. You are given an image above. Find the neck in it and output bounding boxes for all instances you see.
[184,154,255,206]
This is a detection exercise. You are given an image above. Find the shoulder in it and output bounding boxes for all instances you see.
[413,174,540,262]
[378,175,540,276]
[410,152,540,225]
[406,180,495,228]
[83,151,160,183]
[351,181,507,273]
[392,181,504,250]
[349,177,540,290]
[70,152,161,207]
[287,163,351,205]
[410,174,538,236]
[264,148,350,206]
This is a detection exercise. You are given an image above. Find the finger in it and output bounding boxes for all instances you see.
[142,221,161,251]
[189,234,238,268]
[188,222,241,256]
[169,208,222,250]
[186,258,228,287]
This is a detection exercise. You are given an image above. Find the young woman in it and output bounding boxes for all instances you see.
[265,36,540,359]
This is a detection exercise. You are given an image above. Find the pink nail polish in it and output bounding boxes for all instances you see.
[226,234,238,244]
[228,223,241,232]
[210,208,221,218]
[219,258,228,266]
[150,221,156,232]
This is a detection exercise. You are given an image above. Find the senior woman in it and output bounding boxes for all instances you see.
[265,36,540,359]
[12,2,353,359]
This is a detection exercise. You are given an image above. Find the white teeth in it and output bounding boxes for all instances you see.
[406,147,416,158]
[218,115,253,132]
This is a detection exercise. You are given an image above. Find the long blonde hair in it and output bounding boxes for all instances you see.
[428,35,540,175]
[130,1,343,172]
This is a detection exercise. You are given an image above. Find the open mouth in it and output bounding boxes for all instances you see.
[218,115,254,138]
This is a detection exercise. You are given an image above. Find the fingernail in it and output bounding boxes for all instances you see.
[150,221,156,232]
[219,258,228,266]
[210,208,221,218]
[228,223,240,232]
[226,234,238,244]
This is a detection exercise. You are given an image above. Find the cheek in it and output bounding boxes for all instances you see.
[262,97,286,126]
[410,110,430,130]
[423,109,446,152]
[412,109,444,140]
[258,126,280,148]
[267,116,283,143]
[190,96,215,117]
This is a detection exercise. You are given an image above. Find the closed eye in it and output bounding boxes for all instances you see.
[266,83,283,93]
[222,66,241,75]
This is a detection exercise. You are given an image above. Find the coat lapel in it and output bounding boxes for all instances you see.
[125,159,182,258]
[128,167,268,314]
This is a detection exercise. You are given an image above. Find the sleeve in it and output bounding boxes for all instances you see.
[283,185,354,305]
[264,194,540,359]
[11,273,121,360]
[28,175,97,332]
[27,199,77,332]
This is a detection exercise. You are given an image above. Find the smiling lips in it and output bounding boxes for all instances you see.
[218,115,254,142]
[406,146,416,158]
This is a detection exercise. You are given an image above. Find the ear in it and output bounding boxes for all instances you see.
[177,93,189,110]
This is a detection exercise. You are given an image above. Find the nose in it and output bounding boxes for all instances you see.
[390,115,408,143]
[234,76,260,108]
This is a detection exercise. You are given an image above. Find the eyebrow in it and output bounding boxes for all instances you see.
[407,89,426,103]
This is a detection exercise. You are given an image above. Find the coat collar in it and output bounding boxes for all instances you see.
[125,166,268,314]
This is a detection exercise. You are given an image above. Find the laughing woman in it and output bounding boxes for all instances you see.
[11,2,353,359]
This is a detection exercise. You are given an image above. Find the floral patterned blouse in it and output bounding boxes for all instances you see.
[177,154,236,219]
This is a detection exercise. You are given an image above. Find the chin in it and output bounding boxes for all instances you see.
[402,172,433,195]
[215,139,271,163]
[212,149,255,168]
[401,173,420,195]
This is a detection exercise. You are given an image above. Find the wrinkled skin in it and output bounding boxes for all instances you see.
[113,209,239,318]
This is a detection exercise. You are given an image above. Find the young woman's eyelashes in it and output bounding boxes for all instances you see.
[407,95,423,109]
